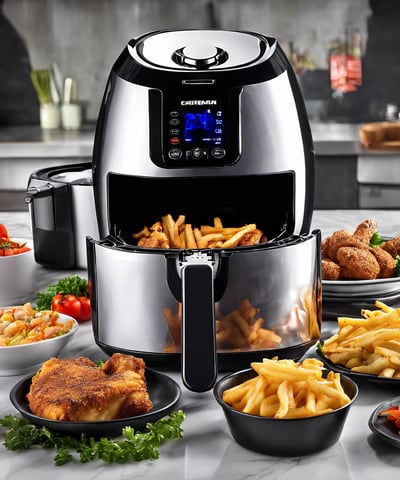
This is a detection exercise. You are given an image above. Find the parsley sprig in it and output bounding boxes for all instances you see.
[0,410,185,466]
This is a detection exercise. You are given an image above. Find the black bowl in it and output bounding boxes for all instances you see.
[213,368,358,456]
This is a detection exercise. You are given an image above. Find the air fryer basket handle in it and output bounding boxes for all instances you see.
[181,263,217,392]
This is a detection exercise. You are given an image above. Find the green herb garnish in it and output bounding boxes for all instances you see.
[396,255,400,277]
[369,232,384,247]
[35,275,89,310]
[0,410,185,466]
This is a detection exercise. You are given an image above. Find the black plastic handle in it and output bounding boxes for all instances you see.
[181,263,217,392]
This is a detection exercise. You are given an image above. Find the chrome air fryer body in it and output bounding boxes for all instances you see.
[89,29,320,392]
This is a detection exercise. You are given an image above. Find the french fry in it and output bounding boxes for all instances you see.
[162,298,282,352]
[222,357,351,419]
[184,224,198,249]
[221,224,257,248]
[133,214,265,249]
[162,214,182,248]
[322,301,400,378]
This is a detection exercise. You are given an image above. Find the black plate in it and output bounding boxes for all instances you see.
[10,368,181,438]
[315,348,400,387]
[369,397,400,448]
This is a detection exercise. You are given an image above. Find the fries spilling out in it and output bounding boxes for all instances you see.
[321,301,400,378]
[162,299,282,352]
[222,357,351,418]
[132,214,266,249]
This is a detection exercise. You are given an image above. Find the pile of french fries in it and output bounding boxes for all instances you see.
[132,214,265,249]
[162,299,282,353]
[222,357,351,418]
[322,301,400,378]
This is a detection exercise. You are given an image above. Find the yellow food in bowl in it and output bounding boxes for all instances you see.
[0,303,75,346]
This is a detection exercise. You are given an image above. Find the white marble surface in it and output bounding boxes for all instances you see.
[0,210,400,480]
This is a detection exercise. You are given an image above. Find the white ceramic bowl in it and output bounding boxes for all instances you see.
[0,313,79,376]
[0,239,36,307]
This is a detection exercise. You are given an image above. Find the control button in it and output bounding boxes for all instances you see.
[170,111,179,117]
[191,147,205,159]
[211,147,226,159]
[168,148,182,160]
[170,136,180,145]
[170,128,180,135]
[169,118,180,126]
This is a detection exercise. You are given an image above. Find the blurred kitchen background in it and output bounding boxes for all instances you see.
[1,0,400,210]
[2,0,400,125]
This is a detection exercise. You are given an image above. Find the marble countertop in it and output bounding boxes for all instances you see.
[1,210,400,479]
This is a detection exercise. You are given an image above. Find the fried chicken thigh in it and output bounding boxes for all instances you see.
[27,353,153,422]
[336,246,380,280]
[321,219,399,280]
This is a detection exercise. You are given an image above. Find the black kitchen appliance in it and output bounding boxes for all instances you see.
[87,29,321,392]
[26,163,98,269]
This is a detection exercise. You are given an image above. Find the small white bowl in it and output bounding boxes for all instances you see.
[0,239,36,307]
[0,313,79,376]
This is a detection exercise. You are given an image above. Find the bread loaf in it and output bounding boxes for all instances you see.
[359,122,400,150]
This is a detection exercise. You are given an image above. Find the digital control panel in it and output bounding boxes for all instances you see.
[149,88,240,168]
[166,106,226,163]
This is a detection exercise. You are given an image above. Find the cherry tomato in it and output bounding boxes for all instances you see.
[51,293,91,322]
[0,224,8,239]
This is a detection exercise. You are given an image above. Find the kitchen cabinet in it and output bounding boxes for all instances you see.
[0,126,93,211]
[357,153,400,209]
[314,154,359,209]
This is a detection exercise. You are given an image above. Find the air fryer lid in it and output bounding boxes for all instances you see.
[131,30,272,70]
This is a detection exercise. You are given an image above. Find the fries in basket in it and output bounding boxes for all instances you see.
[133,214,266,249]
[162,299,282,352]
[222,357,351,418]
[321,301,400,378]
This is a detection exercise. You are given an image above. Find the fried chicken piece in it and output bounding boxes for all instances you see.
[27,353,153,422]
[382,236,400,259]
[327,230,368,262]
[136,221,170,248]
[238,229,264,246]
[138,233,169,248]
[336,246,380,280]
[369,246,397,278]
[321,237,331,259]
[352,219,378,244]
[322,259,341,280]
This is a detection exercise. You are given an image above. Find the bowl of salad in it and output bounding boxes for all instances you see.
[0,303,78,375]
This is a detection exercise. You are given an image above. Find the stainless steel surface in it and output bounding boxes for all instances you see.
[133,30,272,69]
[88,232,320,361]
[94,30,313,237]
[71,183,98,267]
